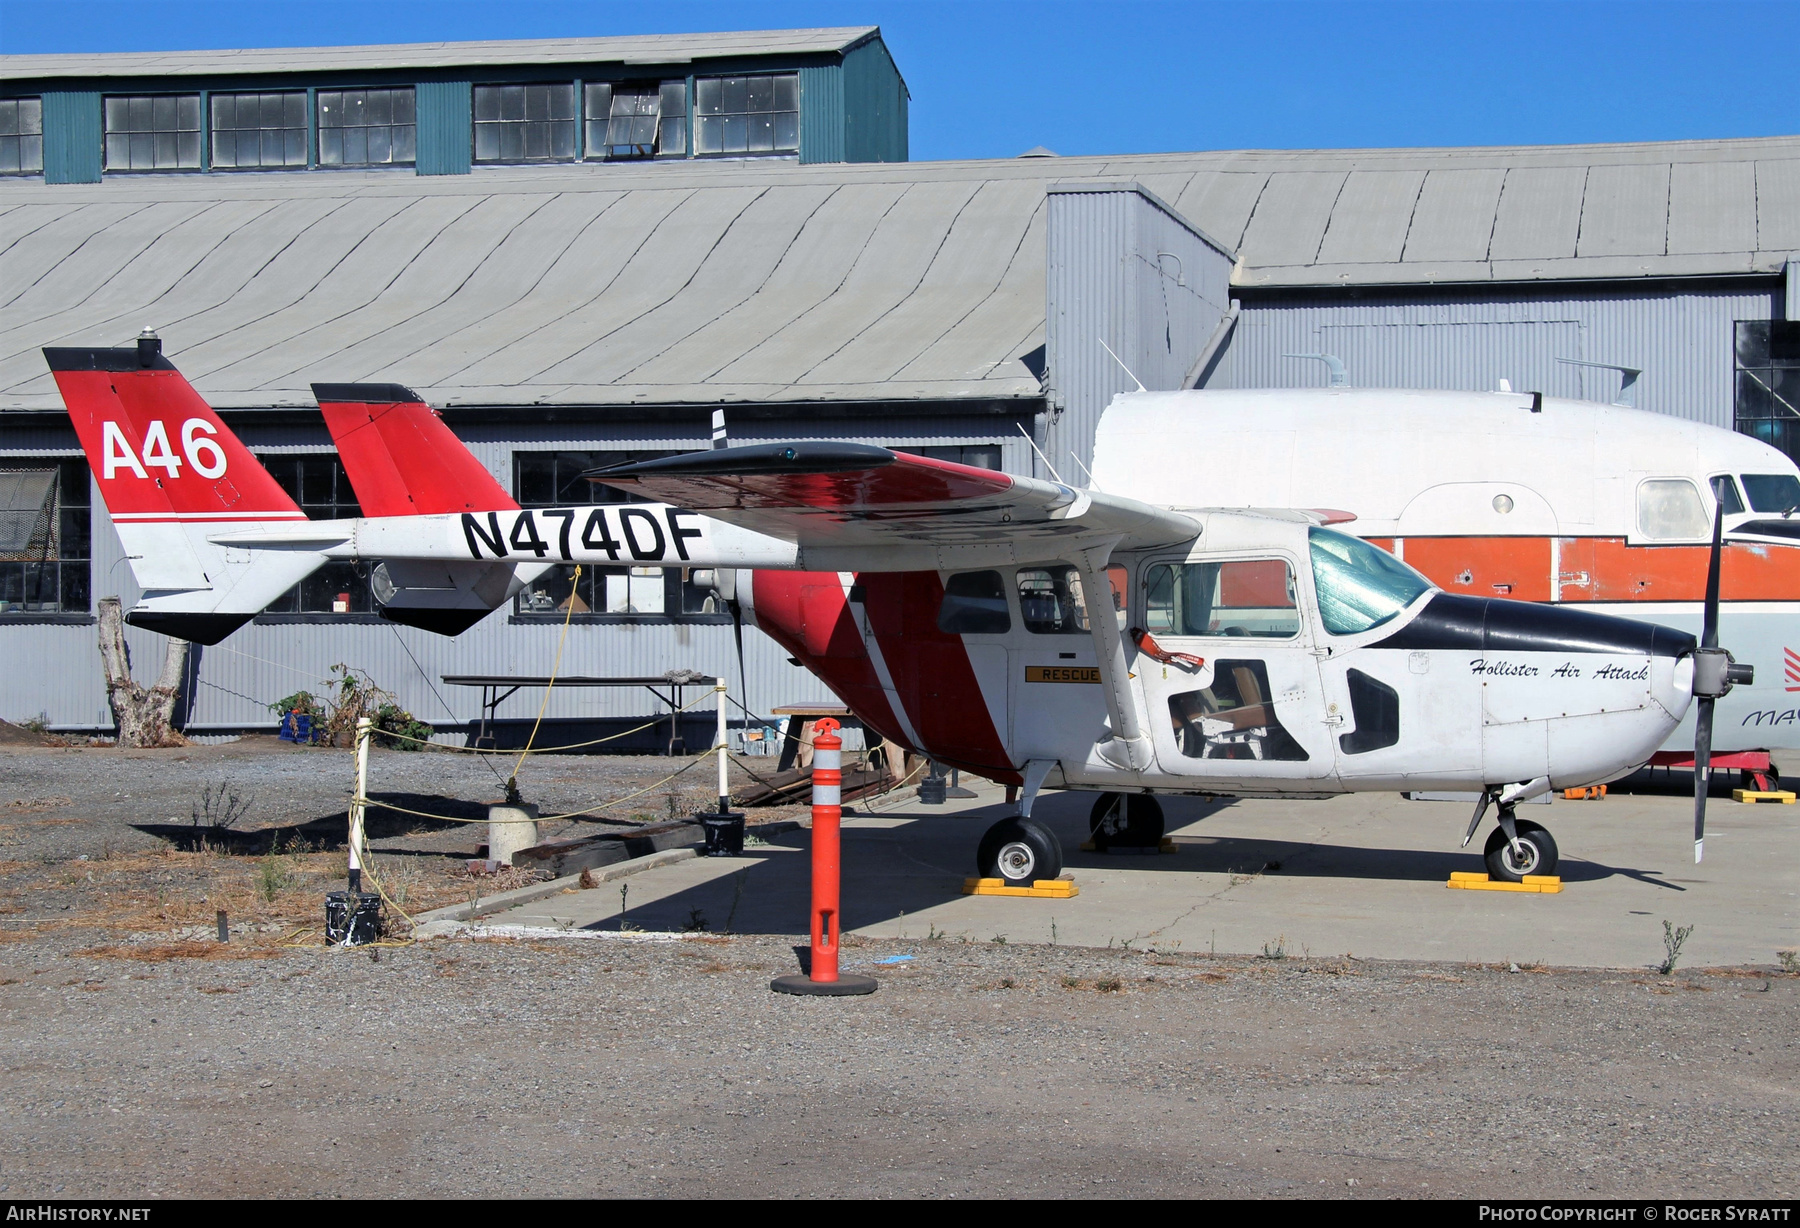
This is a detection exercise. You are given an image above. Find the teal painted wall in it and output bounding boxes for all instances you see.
[415,80,471,176]
[42,91,101,184]
[797,65,843,165]
[842,39,908,163]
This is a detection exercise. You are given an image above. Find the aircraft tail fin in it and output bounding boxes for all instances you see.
[313,383,517,515]
[312,382,540,636]
[44,336,324,644]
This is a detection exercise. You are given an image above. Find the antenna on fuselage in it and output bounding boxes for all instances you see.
[1283,352,1349,387]
[1098,338,1146,393]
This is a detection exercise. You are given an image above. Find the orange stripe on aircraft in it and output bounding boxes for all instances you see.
[1383,537,1800,603]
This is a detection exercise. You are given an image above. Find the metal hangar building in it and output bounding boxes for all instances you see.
[0,28,1795,743]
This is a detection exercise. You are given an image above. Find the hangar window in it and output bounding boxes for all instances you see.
[254,456,373,618]
[474,83,576,163]
[317,88,416,167]
[104,94,202,171]
[0,98,43,175]
[900,445,1003,470]
[210,92,307,170]
[694,73,798,156]
[0,460,90,619]
[1735,321,1800,468]
[585,81,686,159]
[511,452,726,624]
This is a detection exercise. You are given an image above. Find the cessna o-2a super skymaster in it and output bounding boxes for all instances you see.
[47,337,1754,890]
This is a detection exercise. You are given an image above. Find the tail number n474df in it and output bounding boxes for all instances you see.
[101,418,227,480]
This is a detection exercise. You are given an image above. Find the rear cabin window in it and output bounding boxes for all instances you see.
[1741,473,1800,514]
[1017,566,1089,634]
[937,571,1010,634]
[1144,559,1299,639]
[1637,479,1710,539]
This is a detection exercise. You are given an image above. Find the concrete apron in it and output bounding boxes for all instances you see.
[484,781,1799,970]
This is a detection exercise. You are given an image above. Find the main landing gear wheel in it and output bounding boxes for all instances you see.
[977,817,1063,886]
[1088,792,1165,850]
[1484,818,1559,882]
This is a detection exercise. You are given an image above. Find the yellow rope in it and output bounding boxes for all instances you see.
[509,564,581,789]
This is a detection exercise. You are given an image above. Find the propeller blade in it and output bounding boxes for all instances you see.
[1702,502,1723,650]
[1693,695,1713,864]
[729,595,750,734]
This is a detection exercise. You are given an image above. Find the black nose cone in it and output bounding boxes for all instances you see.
[1372,594,1696,658]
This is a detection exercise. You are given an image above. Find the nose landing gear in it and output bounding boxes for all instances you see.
[1463,782,1562,882]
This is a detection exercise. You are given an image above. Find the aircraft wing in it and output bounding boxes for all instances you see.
[589,443,1198,570]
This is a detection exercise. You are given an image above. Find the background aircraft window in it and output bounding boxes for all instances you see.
[694,74,799,155]
[1309,527,1431,636]
[318,89,416,166]
[257,456,371,616]
[1017,566,1088,634]
[1637,478,1710,540]
[512,451,724,624]
[210,92,307,169]
[1710,475,1746,515]
[0,98,43,175]
[475,84,576,163]
[1735,321,1800,466]
[938,570,1010,634]
[0,460,89,617]
[104,94,201,171]
[1143,559,1298,638]
[585,81,686,159]
[1740,473,1800,514]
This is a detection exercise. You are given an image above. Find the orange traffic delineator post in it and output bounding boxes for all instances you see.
[1446,871,1563,894]
[772,719,877,997]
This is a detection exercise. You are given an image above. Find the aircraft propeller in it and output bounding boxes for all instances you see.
[1689,506,1755,863]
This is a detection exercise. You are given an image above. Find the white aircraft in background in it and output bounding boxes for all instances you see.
[47,339,1753,890]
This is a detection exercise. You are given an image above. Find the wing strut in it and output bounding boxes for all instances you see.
[1076,542,1153,772]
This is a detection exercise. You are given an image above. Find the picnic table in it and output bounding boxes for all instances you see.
[443,671,720,755]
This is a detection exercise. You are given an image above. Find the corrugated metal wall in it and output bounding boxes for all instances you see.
[1211,282,1785,428]
[415,81,472,177]
[841,38,907,164]
[1043,182,1233,479]
[797,66,844,165]
[1,413,1031,734]
[41,91,101,185]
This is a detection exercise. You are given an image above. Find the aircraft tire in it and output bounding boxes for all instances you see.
[1483,819,1559,882]
[1088,792,1166,849]
[977,817,1063,886]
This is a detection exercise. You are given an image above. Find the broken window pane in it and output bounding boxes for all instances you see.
[317,88,416,167]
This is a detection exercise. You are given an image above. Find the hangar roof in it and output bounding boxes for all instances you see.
[0,28,882,81]
[1,135,1795,413]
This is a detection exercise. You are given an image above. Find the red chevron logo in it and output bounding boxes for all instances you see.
[1786,645,1800,692]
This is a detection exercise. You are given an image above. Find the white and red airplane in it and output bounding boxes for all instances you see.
[47,338,1753,887]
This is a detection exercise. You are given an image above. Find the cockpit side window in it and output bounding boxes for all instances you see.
[1741,473,1800,514]
[1710,475,1746,516]
[1637,478,1711,540]
[1143,559,1299,639]
[1308,527,1432,636]
[937,570,1010,634]
[1017,565,1089,634]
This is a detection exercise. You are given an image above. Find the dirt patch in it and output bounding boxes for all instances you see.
[73,941,285,962]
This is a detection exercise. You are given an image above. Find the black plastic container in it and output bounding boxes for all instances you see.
[698,812,746,856]
[325,891,383,945]
[917,773,947,805]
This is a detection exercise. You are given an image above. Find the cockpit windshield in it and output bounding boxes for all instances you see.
[1308,527,1432,636]
[1741,473,1800,514]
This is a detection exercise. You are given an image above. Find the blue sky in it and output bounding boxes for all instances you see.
[2,1,1795,161]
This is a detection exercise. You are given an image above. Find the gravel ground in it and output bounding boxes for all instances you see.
[1,739,1795,1200]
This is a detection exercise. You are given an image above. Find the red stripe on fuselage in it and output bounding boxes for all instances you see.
[751,569,1018,783]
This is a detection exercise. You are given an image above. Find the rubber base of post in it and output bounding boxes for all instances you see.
[770,973,879,996]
